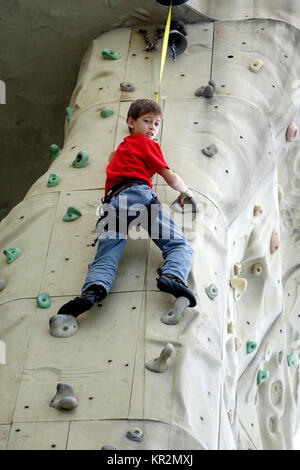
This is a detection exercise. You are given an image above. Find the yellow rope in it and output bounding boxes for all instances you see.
[156,2,172,103]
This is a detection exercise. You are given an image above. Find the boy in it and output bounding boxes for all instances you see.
[56,99,196,319]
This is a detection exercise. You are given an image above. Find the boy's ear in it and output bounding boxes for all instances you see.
[127,116,135,130]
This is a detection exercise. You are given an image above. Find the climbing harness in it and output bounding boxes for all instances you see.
[90,178,151,246]
[100,178,149,205]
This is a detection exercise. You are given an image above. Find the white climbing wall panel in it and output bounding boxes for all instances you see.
[0,8,300,449]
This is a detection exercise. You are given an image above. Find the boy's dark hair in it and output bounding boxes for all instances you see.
[127,99,163,132]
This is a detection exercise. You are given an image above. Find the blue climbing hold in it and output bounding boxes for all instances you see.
[72,151,89,168]
[3,248,22,264]
[257,370,269,386]
[37,293,51,308]
[246,341,257,354]
[66,107,72,123]
[63,207,82,222]
[50,144,62,163]
[102,48,121,60]
[287,352,299,367]
[47,173,61,187]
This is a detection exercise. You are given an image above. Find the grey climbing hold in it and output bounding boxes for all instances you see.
[101,445,119,450]
[120,82,135,92]
[145,343,174,373]
[72,151,89,168]
[49,382,78,410]
[161,296,189,325]
[49,314,78,338]
[195,80,216,98]
[208,79,216,93]
[195,86,206,97]
[126,428,144,442]
[203,85,214,98]
[205,283,218,300]
[202,144,218,157]
[0,280,7,292]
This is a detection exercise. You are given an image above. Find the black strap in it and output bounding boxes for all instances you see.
[156,268,188,288]
[101,178,149,204]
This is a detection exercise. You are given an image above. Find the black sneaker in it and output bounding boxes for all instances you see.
[57,285,107,318]
[156,271,196,307]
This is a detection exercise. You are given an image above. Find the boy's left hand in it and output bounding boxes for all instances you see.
[179,191,193,207]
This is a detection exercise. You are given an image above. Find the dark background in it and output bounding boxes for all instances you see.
[0,0,203,221]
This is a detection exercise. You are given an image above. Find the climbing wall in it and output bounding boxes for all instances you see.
[1,5,300,450]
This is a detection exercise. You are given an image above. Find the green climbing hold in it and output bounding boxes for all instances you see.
[102,48,121,60]
[50,144,61,163]
[101,108,114,118]
[257,370,270,386]
[66,107,72,123]
[63,206,82,222]
[72,151,89,168]
[3,248,22,264]
[37,292,51,308]
[47,173,61,187]
[287,352,299,367]
[246,341,257,354]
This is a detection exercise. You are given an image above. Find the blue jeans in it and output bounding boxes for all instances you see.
[82,185,193,294]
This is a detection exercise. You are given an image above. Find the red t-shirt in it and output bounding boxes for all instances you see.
[105,134,170,194]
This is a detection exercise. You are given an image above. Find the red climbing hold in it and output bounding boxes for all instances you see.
[270,230,280,254]
[286,122,298,142]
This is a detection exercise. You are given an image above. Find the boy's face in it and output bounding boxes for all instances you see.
[127,113,162,140]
